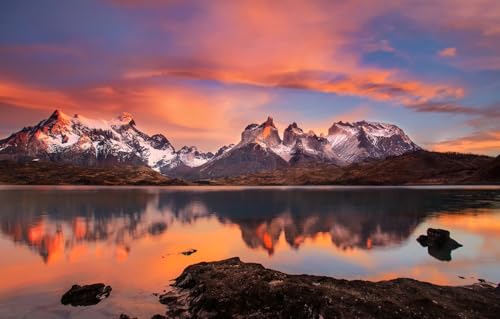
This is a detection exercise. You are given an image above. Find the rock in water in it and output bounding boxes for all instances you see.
[426,228,450,246]
[181,249,197,256]
[61,283,112,306]
[416,234,428,247]
[416,228,463,261]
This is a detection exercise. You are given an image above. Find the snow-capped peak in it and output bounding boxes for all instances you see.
[283,122,305,146]
[48,109,70,121]
[115,112,135,125]
[0,110,207,172]
[261,116,276,128]
[327,120,421,163]
[0,112,423,178]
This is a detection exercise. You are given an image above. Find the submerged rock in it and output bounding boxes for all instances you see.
[416,228,462,261]
[159,257,500,318]
[180,249,197,256]
[61,283,112,306]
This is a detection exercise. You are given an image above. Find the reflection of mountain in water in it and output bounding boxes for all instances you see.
[0,189,164,262]
[0,188,498,260]
[156,189,499,254]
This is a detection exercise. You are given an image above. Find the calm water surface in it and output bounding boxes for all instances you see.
[0,186,499,318]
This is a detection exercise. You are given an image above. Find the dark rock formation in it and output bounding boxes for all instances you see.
[61,283,112,306]
[417,228,463,261]
[181,249,197,256]
[159,257,500,319]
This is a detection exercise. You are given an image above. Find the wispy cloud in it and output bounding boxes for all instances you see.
[438,47,457,57]
[431,130,500,155]
[407,101,500,118]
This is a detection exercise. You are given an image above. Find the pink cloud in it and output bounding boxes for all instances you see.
[438,47,457,57]
[431,130,500,155]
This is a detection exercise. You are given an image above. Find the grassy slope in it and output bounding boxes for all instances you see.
[212,151,497,185]
[1,151,497,186]
[0,160,185,185]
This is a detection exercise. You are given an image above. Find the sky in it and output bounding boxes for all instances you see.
[0,0,499,155]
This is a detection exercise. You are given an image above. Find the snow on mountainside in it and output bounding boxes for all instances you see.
[0,111,422,178]
[177,146,214,167]
[0,110,213,172]
[327,121,421,163]
[195,117,421,178]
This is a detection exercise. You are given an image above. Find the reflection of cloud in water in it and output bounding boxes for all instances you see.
[0,188,498,262]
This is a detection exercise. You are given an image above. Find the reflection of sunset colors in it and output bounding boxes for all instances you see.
[433,211,500,235]
[240,214,410,255]
[1,1,500,155]
[0,187,499,317]
[26,221,64,264]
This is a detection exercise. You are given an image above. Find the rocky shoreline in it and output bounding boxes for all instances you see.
[156,257,499,319]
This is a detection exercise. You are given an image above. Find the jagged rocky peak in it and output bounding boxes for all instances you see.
[179,145,214,157]
[241,116,281,148]
[328,121,351,135]
[176,145,214,167]
[34,109,75,138]
[260,116,276,128]
[48,109,66,120]
[113,112,135,126]
[45,109,71,124]
[179,145,199,154]
[283,122,305,146]
[0,109,181,170]
[214,144,235,157]
[0,110,425,178]
[150,134,173,150]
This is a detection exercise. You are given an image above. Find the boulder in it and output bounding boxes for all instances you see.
[416,228,462,261]
[158,257,500,318]
[61,283,112,306]
[426,228,450,246]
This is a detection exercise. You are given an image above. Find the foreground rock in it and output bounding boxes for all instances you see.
[417,228,463,261]
[159,257,499,319]
[61,283,112,306]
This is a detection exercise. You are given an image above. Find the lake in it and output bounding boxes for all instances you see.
[0,186,499,318]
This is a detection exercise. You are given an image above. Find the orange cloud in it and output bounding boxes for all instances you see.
[125,67,464,106]
[0,81,78,111]
[438,47,457,57]
[431,130,500,155]
[122,0,464,105]
[0,79,272,151]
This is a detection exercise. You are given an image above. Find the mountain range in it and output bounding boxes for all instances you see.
[0,110,422,179]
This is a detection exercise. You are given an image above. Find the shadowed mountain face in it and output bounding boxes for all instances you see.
[0,187,499,261]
